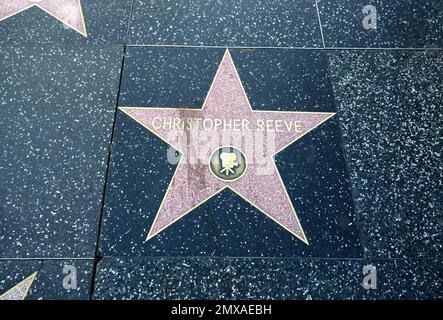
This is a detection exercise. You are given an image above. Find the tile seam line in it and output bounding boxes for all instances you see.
[315,0,326,48]
[0,44,441,51]
[87,45,128,300]
[124,0,135,43]
[125,45,443,51]
[0,44,125,48]
[325,61,368,260]
[0,257,95,260]
[1,257,440,261]
[95,256,443,261]
[94,256,366,261]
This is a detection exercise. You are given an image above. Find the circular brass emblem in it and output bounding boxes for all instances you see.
[209,146,247,181]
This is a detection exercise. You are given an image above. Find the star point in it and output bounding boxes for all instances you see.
[0,272,37,300]
[0,0,87,37]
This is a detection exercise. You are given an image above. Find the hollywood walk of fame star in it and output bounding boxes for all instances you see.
[0,0,87,36]
[119,50,335,244]
[0,272,37,300]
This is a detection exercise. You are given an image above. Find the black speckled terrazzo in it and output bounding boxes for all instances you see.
[318,0,443,48]
[93,257,443,300]
[0,46,123,258]
[0,259,93,299]
[128,0,323,47]
[328,50,443,259]
[0,0,442,300]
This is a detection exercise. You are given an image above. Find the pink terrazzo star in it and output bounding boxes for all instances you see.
[120,50,335,244]
[0,0,87,36]
[0,272,37,300]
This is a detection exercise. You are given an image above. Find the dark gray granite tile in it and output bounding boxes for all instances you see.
[100,47,362,258]
[328,50,443,258]
[0,0,132,45]
[92,257,443,299]
[119,47,336,112]
[128,0,322,47]
[318,0,443,48]
[119,48,223,107]
[0,46,123,258]
[0,259,93,300]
